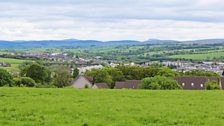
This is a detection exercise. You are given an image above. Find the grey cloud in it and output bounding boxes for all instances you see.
[1,0,224,22]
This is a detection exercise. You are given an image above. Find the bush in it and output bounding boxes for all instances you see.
[35,83,56,88]
[84,84,89,88]
[0,69,14,87]
[14,77,36,87]
[205,80,220,90]
[140,76,182,90]
[184,70,220,77]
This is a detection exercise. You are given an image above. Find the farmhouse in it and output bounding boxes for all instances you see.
[115,80,141,89]
[72,75,93,88]
[0,62,11,67]
[72,76,110,89]
[92,83,110,89]
[174,76,220,90]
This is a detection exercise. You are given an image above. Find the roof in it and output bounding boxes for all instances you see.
[115,80,141,89]
[93,83,109,88]
[73,75,93,83]
[174,76,219,90]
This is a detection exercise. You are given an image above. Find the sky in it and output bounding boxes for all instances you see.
[0,0,224,41]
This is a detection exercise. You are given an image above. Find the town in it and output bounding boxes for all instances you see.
[1,50,224,91]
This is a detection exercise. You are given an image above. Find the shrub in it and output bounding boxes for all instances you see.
[84,84,89,88]
[14,77,36,87]
[205,80,220,90]
[140,76,182,90]
[35,83,55,88]
[0,69,14,87]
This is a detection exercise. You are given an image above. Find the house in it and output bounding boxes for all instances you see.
[71,75,93,88]
[92,83,110,89]
[174,76,219,90]
[115,80,141,89]
[0,62,11,67]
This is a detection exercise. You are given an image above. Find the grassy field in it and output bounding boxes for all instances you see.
[1,88,224,126]
[0,58,30,72]
[169,51,224,60]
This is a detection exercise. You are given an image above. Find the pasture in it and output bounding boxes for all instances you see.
[1,88,224,126]
[169,51,224,60]
[0,58,29,72]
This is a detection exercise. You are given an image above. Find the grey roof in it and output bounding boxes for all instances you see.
[174,76,219,90]
[93,83,109,88]
[73,75,93,84]
[115,80,141,89]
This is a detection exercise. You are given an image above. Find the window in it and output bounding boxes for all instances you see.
[191,83,194,86]
[182,83,185,86]
[200,84,203,87]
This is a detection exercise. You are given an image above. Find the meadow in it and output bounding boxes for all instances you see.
[169,51,224,60]
[0,58,29,72]
[1,88,224,126]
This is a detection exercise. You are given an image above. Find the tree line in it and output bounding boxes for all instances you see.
[0,61,79,88]
[0,62,221,90]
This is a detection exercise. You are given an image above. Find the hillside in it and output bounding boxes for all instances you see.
[1,39,224,48]
[0,39,141,48]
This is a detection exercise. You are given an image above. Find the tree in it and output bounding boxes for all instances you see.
[205,80,220,90]
[85,69,113,86]
[24,64,50,83]
[157,67,180,77]
[116,66,145,80]
[116,65,178,80]
[184,70,219,77]
[54,66,72,88]
[103,67,125,88]
[140,76,182,90]
[73,67,79,78]
[103,67,125,82]
[19,61,34,77]
[0,69,14,87]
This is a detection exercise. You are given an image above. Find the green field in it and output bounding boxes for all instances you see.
[1,88,224,126]
[169,51,224,60]
[0,58,30,72]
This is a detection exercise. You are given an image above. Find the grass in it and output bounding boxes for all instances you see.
[169,51,224,60]
[0,58,27,64]
[1,88,224,126]
[0,58,30,72]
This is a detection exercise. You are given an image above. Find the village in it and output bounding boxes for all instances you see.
[72,75,224,90]
[2,52,224,75]
[1,52,224,91]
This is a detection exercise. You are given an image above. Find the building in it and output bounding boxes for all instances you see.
[0,62,11,67]
[71,75,93,88]
[92,83,110,89]
[72,76,110,89]
[174,76,220,90]
[115,80,141,89]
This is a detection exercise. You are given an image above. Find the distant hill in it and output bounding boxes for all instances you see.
[0,39,142,48]
[183,39,224,44]
[0,38,224,48]
[144,39,179,44]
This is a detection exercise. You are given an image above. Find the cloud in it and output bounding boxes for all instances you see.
[0,0,224,41]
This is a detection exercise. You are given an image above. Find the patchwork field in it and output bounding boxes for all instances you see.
[1,88,224,126]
